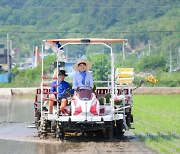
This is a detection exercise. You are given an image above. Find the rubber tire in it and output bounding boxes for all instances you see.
[113,120,124,139]
[104,122,113,141]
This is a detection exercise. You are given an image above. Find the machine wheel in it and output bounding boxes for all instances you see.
[51,121,56,138]
[59,128,65,140]
[113,120,124,139]
[95,130,104,138]
[55,122,65,141]
[104,122,113,141]
[35,111,41,129]
[39,118,48,139]
[126,113,133,127]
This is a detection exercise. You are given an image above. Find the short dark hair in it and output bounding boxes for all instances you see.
[58,70,68,76]
[78,62,86,66]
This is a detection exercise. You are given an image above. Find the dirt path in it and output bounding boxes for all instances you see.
[132,87,180,94]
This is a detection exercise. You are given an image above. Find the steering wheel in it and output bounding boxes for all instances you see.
[77,85,92,91]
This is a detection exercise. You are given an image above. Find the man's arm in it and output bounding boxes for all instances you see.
[72,73,77,90]
[89,72,93,88]
[50,81,56,93]
[49,81,56,99]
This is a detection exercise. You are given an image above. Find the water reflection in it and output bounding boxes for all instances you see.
[35,142,82,154]
[0,96,34,123]
[0,139,82,154]
[0,139,37,154]
[0,96,83,154]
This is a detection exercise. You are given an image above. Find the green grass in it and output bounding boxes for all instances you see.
[134,72,180,87]
[131,95,180,154]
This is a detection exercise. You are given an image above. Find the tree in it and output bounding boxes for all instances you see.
[135,55,166,72]
[88,53,111,81]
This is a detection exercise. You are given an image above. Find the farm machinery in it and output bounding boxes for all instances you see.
[34,38,135,140]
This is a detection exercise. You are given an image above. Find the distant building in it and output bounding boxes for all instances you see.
[0,47,12,83]
[65,62,75,77]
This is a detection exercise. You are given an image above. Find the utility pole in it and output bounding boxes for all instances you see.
[147,40,151,56]
[148,40,151,56]
[169,51,172,73]
[6,34,10,73]
[178,47,180,68]
[122,41,125,61]
[122,41,125,66]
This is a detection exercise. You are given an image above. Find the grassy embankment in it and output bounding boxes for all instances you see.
[131,95,180,154]
[134,72,180,87]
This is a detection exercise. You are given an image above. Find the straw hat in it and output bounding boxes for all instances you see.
[73,59,92,71]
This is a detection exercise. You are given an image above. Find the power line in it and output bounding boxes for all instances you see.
[2,5,180,9]
[0,30,179,34]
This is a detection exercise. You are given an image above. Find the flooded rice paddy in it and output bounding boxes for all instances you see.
[0,96,155,154]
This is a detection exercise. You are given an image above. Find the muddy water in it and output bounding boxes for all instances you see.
[0,96,155,154]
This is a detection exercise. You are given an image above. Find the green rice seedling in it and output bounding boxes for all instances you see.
[131,94,180,154]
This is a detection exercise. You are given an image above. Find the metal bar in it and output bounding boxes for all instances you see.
[42,83,57,87]
[58,41,116,117]
[114,105,131,111]
[42,91,57,94]
[42,40,125,121]
[40,43,44,118]
[111,51,115,119]
[56,54,59,118]
[101,43,115,118]
[94,81,109,83]
[121,85,129,131]
[43,98,57,101]
[43,38,127,43]
[42,75,57,79]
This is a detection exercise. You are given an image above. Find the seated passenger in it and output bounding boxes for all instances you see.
[49,70,70,114]
[72,59,93,91]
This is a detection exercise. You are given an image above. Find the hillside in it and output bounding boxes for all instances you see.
[0,0,179,70]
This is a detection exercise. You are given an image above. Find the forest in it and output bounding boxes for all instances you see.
[0,0,179,87]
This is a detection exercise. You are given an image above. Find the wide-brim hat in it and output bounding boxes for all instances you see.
[58,70,68,76]
[73,59,92,71]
